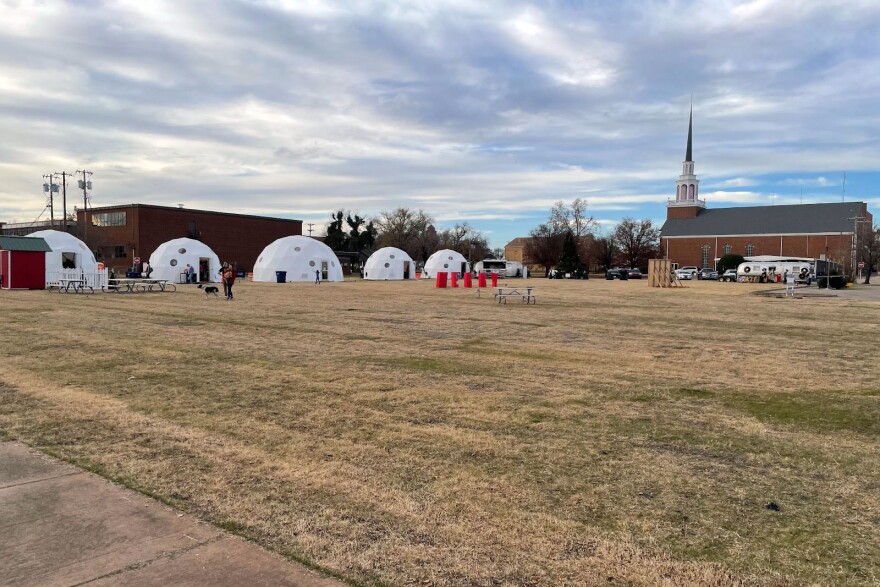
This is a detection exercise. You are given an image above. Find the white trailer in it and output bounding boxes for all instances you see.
[737,257,814,284]
[474,259,524,277]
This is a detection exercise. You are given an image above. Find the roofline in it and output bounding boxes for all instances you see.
[661,232,854,239]
[82,203,303,223]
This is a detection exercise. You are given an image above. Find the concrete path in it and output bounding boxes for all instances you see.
[0,442,346,587]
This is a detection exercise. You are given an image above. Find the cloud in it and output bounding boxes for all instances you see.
[0,0,879,246]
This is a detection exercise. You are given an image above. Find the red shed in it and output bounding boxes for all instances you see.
[0,235,52,290]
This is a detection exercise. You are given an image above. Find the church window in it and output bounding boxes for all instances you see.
[745,243,755,256]
[701,245,710,268]
[687,184,695,199]
[724,244,732,255]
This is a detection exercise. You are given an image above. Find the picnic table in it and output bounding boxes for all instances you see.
[142,278,177,292]
[494,285,536,304]
[57,278,94,294]
[102,278,176,293]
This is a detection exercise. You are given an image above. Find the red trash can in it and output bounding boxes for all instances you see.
[477,272,487,288]
[436,273,447,288]
[491,271,498,288]
[463,272,473,288]
[450,272,458,288]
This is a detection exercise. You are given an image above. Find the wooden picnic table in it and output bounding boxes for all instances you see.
[102,278,176,293]
[494,286,536,304]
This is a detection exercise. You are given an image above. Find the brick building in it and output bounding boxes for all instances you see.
[660,109,871,271]
[76,204,302,273]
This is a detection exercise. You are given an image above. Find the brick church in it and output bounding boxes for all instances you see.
[659,108,871,270]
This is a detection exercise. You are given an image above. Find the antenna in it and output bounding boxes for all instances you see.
[307,222,315,237]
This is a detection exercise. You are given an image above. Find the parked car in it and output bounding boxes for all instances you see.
[698,268,719,280]
[605,268,621,280]
[627,268,643,279]
[675,266,698,280]
[720,269,738,282]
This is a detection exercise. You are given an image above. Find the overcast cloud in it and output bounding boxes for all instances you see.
[2,0,878,246]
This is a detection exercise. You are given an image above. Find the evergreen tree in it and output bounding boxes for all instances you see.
[557,231,584,274]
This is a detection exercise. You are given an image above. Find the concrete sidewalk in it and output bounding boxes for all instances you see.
[0,442,346,587]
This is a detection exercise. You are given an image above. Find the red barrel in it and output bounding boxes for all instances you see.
[463,272,473,288]
[450,272,458,288]
[491,271,498,287]
[435,272,447,288]
[477,272,487,288]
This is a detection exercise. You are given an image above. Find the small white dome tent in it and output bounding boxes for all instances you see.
[423,249,469,278]
[148,238,221,283]
[252,236,344,282]
[28,230,98,275]
[363,247,416,280]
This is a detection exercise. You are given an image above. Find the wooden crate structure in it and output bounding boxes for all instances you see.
[648,259,683,287]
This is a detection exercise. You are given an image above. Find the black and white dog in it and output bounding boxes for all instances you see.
[197,284,220,298]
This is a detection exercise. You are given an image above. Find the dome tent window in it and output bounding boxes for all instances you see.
[170,259,178,267]
[384,262,390,268]
[294,247,302,252]
[309,260,316,267]
[178,247,187,254]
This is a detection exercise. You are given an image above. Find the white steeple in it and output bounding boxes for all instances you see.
[670,103,705,208]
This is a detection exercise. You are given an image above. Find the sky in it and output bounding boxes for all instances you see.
[1,0,879,248]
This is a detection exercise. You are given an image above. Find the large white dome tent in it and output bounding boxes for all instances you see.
[363,247,416,280]
[148,238,221,283]
[28,230,98,275]
[422,249,469,278]
[252,236,343,282]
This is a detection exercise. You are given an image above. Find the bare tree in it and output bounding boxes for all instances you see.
[857,222,880,284]
[550,198,597,237]
[592,237,617,271]
[374,208,434,262]
[438,222,491,264]
[612,218,660,270]
[524,222,566,276]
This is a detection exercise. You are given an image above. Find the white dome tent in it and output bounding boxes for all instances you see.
[148,238,221,283]
[29,230,99,277]
[363,247,415,280]
[423,249,470,278]
[252,236,343,283]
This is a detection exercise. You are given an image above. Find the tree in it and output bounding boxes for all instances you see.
[325,210,377,253]
[324,210,347,251]
[437,222,491,264]
[717,253,745,273]
[612,218,660,270]
[491,247,505,259]
[857,223,880,284]
[592,237,617,271]
[556,231,584,275]
[374,208,434,262]
[550,198,596,238]
[524,222,566,276]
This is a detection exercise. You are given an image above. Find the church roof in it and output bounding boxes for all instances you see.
[662,202,867,237]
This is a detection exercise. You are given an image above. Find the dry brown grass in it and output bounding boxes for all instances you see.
[1,278,878,586]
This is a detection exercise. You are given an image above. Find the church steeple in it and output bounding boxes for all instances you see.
[669,102,704,212]
[685,103,693,162]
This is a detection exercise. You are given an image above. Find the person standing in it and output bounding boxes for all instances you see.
[223,263,236,300]
[188,263,196,284]
[315,268,321,285]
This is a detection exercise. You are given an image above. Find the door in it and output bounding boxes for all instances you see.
[460,262,467,277]
[403,261,411,280]
[1,250,9,289]
[199,258,209,282]
[321,261,329,280]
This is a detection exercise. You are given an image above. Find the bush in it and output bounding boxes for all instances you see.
[818,276,847,289]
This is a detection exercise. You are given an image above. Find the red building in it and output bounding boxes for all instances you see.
[75,204,303,273]
[660,110,872,271]
[0,235,52,290]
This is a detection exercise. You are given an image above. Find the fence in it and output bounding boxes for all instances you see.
[46,268,109,289]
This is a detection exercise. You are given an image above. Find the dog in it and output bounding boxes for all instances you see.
[197,284,220,298]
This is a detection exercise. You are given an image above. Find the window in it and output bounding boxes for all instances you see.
[745,243,755,256]
[91,211,127,226]
[114,246,126,258]
[724,244,732,255]
[701,245,710,268]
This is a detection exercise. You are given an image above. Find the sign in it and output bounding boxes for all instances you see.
[134,256,141,265]
[858,261,865,268]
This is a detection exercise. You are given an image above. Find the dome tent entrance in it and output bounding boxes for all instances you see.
[28,230,99,281]
[423,249,470,278]
[252,236,343,282]
[148,238,221,283]
[363,247,415,280]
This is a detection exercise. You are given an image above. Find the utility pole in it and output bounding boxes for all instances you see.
[77,170,93,243]
[307,222,314,237]
[54,171,71,232]
[42,174,57,228]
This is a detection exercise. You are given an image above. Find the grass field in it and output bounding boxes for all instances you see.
[1,278,878,586]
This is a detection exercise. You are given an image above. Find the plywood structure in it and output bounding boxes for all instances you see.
[648,259,683,288]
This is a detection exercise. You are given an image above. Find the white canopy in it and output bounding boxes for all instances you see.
[363,247,415,280]
[28,230,98,274]
[423,249,469,278]
[252,236,343,282]
[148,237,221,283]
